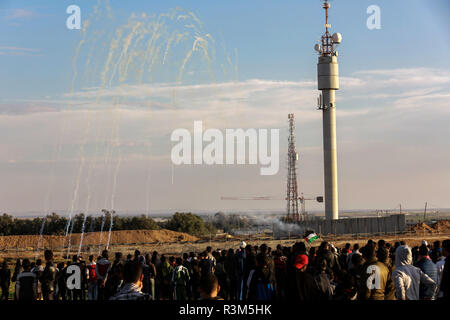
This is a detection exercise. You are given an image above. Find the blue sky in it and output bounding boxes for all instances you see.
[0,0,449,214]
[1,0,449,98]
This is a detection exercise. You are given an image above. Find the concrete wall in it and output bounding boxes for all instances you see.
[273,214,406,238]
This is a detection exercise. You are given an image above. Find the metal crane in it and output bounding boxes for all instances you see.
[220,193,323,221]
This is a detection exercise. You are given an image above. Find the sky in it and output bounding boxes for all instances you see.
[0,0,449,215]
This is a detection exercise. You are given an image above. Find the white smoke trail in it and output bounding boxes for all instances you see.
[77,213,88,257]
[60,4,236,250]
[106,210,114,250]
[98,211,106,255]
[35,217,46,259]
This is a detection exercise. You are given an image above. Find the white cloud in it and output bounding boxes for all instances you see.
[0,46,42,57]
[5,8,34,20]
[352,68,450,88]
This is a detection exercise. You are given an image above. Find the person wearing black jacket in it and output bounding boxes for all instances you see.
[105,252,123,299]
[55,262,67,300]
[294,253,320,301]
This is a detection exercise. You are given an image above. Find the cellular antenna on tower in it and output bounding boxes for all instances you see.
[315,0,342,220]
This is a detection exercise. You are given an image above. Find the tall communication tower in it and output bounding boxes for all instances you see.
[314,0,342,220]
[286,114,299,222]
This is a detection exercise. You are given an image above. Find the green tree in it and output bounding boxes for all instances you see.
[165,212,216,236]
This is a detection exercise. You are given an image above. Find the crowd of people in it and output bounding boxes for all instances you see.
[0,238,449,301]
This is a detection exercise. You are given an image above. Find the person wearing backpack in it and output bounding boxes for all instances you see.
[16,259,37,301]
[182,253,193,300]
[171,257,190,300]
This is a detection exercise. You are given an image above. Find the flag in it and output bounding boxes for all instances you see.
[304,232,319,244]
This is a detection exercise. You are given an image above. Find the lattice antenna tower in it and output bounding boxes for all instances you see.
[286,114,300,222]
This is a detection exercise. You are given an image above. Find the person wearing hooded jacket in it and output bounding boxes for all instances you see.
[393,245,436,300]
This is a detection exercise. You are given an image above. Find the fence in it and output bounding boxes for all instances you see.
[273,214,406,238]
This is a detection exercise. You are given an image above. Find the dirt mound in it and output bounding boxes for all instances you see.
[430,220,450,232]
[0,229,198,250]
[408,220,450,233]
[410,222,434,232]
